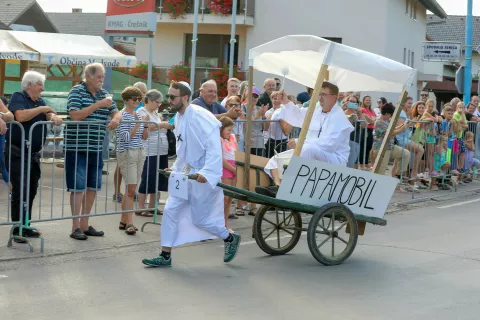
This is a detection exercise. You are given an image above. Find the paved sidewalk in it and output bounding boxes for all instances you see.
[1,159,479,261]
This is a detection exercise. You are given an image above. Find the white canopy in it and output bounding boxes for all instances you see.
[0,31,136,68]
[249,35,416,93]
[0,31,39,61]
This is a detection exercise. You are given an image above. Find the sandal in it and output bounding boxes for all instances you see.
[248,208,257,216]
[125,224,137,235]
[228,214,238,219]
[135,211,154,217]
[119,222,138,231]
[430,185,439,191]
[235,208,246,216]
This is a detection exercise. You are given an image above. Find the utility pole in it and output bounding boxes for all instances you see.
[464,0,473,103]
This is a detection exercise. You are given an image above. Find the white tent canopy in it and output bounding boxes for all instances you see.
[0,31,39,61]
[0,31,136,68]
[249,35,416,93]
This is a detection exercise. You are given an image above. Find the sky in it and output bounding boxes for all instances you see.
[34,0,480,15]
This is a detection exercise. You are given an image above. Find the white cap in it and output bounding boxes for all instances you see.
[178,81,192,92]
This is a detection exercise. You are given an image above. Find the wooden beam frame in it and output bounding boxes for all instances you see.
[372,89,408,174]
[293,64,329,156]
[243,65,254,190]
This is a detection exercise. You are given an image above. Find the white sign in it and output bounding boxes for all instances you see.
[423,42,462,62]
[106,12,157,32]
[168,172,189,200]
[276,156,398,218]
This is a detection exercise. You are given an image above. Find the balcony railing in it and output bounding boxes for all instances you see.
[156,0,255,21]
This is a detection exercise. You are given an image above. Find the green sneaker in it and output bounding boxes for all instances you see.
[224,233,241,263]
[142,255,172,267]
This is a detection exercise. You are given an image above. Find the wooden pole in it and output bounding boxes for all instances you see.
[243,66,254,190]
[372,89,408,174]
[293,64,329,156]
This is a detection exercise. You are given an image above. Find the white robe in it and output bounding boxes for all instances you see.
[265,101,354,177]
[161,104,229,247]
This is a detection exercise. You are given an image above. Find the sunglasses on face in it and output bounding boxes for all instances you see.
[276,83,281,87]
[421,94,428,97]
[228,103,240,107]
[131,97,142,102]
[166,94,180,100]
[252,94,259,98]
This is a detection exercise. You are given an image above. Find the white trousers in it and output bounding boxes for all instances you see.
[264,145,344,178]
[161,180,229,247]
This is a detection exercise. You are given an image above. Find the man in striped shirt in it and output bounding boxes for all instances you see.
[65,63,122,240]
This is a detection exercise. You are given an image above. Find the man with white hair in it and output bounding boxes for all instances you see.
[257,78,276,109]
[133,82,147,111]
[65,63,122,240]
[6,71,63,242]
[191,80,241,119]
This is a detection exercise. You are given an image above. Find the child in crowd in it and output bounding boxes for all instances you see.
[220,116,239,232]
[464,131,479,181]
[453,102,468,182]
[431,134,451,191]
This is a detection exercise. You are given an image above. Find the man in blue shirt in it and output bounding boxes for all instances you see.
[6,71,63,242]
[65,63,122,240]
[191,80,241,120]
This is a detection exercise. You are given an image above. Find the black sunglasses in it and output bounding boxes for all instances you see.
[131,97,142,102]
[252,94,259,98]
[166,94,180,100]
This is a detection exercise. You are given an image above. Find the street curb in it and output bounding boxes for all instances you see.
[387,187,480,210]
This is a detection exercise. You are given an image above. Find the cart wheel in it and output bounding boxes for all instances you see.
[254,205,303,255]
[307,203,358,266]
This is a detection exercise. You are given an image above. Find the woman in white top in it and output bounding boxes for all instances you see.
[136,90,173,216]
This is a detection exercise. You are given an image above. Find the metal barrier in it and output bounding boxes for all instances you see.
[19,120,163,252]
[0,121,27,249]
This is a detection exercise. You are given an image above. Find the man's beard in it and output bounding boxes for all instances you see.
[169,100,184,113]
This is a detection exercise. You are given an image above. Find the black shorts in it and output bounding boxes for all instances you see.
[138,155,169,194]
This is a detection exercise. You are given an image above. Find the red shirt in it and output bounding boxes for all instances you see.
[362,107,376,129]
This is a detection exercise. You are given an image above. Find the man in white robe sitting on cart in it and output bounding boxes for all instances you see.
[142,81,241,267]
[256,81,354,197]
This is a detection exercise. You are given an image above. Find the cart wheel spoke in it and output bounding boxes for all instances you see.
[317,235,332,249]
[278,226,295,236]
[334,221,347,233]
[263,227,277,240]
[331,212,335,256]
[336,235,349,245]
[262,218,278,228]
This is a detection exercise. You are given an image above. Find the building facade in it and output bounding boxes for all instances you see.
[135,0,446,99]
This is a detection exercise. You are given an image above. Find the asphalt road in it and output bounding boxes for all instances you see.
[1,197,480,320]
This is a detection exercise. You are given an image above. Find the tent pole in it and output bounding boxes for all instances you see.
[147,36,153,89]
[372,89,408,174]
[189,0,200,93]
[293,64,329,156]
[0,60,5,96]
[243,66,254,190]
[228,0,238,78]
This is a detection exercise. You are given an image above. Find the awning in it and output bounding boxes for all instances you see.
[0,30,39,61]
[0,31,136,67]
[249,35,417,93]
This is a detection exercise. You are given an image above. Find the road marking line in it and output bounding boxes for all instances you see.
[438,198,480,209]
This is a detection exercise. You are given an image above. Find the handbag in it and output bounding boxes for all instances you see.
[166,129,176,156]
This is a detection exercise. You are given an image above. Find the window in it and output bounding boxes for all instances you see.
[411,51,414,68]
[407,50,411,66]
[405,0,409,15]
[184,34,239,68]
[403,48,407,64]
[413,1,417,20]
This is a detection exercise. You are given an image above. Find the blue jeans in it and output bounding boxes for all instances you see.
[65,151,103,192]
[0,134,9,183]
